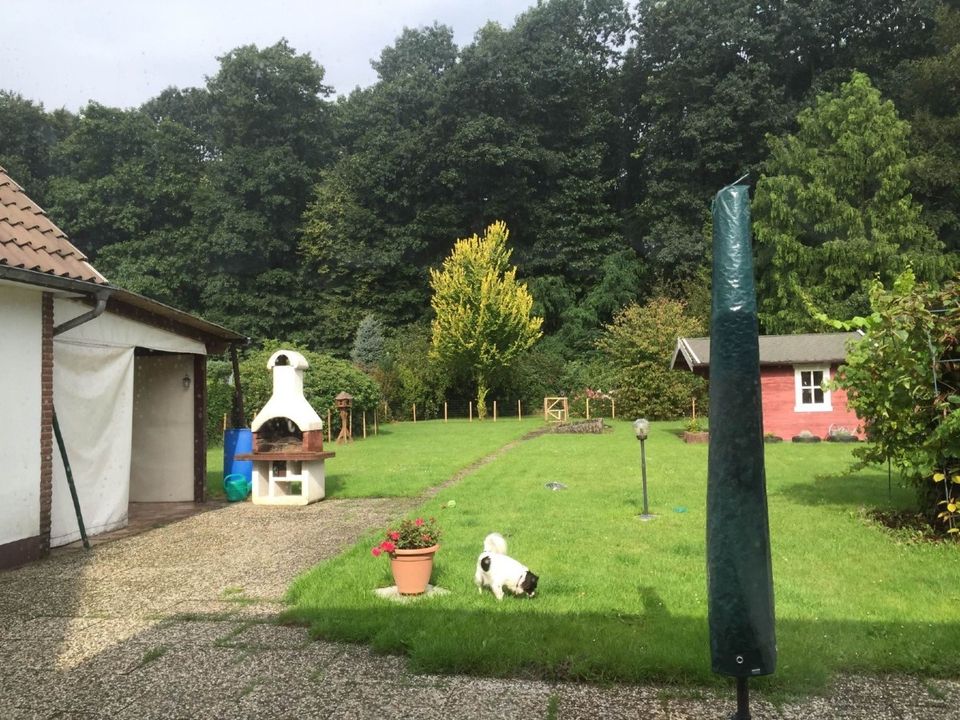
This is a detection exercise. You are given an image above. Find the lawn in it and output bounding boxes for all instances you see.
[206,418,541,500]
[284,420,960,695]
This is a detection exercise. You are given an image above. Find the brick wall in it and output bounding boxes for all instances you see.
[39,292,53,555]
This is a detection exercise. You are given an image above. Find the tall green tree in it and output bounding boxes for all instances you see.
[753,71,946,332]
[197,40,335,340]
[626,0,938,288]
[0,92,74,204]
[299,24,460,347]
[429,221,542,419]
[894,3,960,255]
[44,103,207,306]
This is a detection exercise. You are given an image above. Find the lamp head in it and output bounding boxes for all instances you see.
[633,418,649,440]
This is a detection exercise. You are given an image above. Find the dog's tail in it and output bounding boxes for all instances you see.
[484,532,507,555]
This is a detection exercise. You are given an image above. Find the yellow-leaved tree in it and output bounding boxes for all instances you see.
[429,221,542,419]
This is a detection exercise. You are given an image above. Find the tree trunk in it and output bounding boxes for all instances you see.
[476,379,489,421]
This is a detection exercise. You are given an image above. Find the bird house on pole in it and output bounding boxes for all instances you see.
[335,391,353,444]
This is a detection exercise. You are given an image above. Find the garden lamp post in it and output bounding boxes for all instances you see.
[633,418,655,521]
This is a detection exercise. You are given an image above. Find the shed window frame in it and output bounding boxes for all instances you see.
[794,365,832,412]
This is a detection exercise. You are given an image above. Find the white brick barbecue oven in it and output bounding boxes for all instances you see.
[237,350,334,505]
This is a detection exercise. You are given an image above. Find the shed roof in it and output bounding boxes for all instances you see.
[671,332,862,372]
[0,166,106,284]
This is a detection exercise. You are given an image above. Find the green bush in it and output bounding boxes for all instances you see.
[376,322,449,420]
[597,297,707,420]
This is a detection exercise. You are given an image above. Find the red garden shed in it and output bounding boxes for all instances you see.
[671,332,864,440]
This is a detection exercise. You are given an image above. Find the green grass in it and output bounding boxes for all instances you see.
[284,420,960,695]
[310,418,540,498]
[207,444,226,500]
[208,418,539,500]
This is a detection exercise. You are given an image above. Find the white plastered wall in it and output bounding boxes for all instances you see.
[130,355,195,502]
[0,284,43,546]
[51,298,206,546]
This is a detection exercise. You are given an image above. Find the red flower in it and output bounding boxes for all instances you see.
[389,531,400,541]
[415,518,424,527]
[371,547,382,557]
[421,534,431,542]
[380,541,396,553]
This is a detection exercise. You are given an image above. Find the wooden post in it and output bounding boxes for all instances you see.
[612,398,616,419]
[413,403,417,423]
[469,401,473,422]
[493,400,497,422]
[362,411,367,439]
[586,397,590,419]
[327,408,332,443]
[444,402,448,422]
[518,400,521,421]
[543,397,547,422]
[692,397,697,422]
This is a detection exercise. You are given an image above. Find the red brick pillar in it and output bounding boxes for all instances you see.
[39,292,54,555]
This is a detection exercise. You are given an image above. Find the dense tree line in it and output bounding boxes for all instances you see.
[1,0,958,412]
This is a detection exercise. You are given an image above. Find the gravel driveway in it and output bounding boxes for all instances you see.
[0,495,956,719]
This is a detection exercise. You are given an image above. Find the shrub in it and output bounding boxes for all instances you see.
[597,297,707,420]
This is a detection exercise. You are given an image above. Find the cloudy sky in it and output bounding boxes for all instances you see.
[5,1,537,111]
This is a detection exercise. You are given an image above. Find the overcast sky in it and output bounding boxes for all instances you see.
[4,1,537,112]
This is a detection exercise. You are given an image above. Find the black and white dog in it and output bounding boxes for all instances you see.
[474,532,539,600]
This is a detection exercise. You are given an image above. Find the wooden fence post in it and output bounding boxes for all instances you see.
[612,398,616,419]
[444,402,448,422]
[493,401,497,422]
[413,403,417,423]
[469,401,473,422]
[518,400,521,421]
[362,411,367,439]
[586,397,590,419]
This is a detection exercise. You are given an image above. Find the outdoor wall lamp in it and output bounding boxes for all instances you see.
[633,418,655,520]
[182,374,192,390]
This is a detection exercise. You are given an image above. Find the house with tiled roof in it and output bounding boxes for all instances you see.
[0,166,245,569]
[671,332,864,440]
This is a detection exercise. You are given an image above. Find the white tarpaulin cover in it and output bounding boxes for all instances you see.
[50,342,134,547]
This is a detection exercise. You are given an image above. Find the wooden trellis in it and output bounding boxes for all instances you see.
[543,396,569,423]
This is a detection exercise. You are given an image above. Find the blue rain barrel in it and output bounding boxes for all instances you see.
[223,428,253,486]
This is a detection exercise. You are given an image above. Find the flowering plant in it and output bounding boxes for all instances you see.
[371,516,441,556]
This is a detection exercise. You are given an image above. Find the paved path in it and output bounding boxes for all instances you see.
[1,491,957,718]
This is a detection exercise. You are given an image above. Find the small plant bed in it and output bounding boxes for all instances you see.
[552,418,607,434]
[284,421,959,695]
[865,508,952,543]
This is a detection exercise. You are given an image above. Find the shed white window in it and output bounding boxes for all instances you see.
[794,366,832,412]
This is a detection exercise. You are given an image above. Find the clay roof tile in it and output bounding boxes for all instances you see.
[0,165,106,284]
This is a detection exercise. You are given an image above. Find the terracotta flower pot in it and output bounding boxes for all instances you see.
[389,544,439,595]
